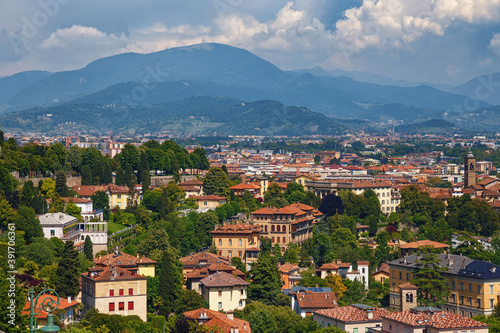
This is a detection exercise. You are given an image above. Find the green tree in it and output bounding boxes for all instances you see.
[203,168,230,197]
[103,163,113,185]
[410,246,450,307]
[92,159,104,185]
[138,228,170,261]
[231,256,246,274]
[20,180,34,207]
[54,240,81,298]
[264,182,285,206]
[115,167,125,186]
[124,163,135,189]
[158,248,183,316]
[299,267,327,287]
[319,194,344,217]
[196,212,219,248]
[0,162,17,195]
[173,289,207,314]
[84,236,93,260]
[248,255,288,306]
[65,200,82,220]
[81,165,92,185]
[119,143,140,170]
[41,178,56,198]
[15,206,43,243]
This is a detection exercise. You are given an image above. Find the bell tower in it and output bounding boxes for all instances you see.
[464,151,476,188]
[399,283,418,311]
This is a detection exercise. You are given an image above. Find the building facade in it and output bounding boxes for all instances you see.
[200,272,249,312]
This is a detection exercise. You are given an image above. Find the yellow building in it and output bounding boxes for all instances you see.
[200,271,249,312]
[211,223,261,270]
[389,253,500,317]
[108,185,140,209]
[93,249,157,277]
[81,265,148,321]
[192,195,227,209]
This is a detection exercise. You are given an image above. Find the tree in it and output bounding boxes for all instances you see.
[119,143,140,170]
[49,194,65,213]
[196,212,219,248]
[91,190,110,220]
[231,257,246,274]
[264,182,285,205]
[141,170,150,194]
[173,289,206,314]
[319,194,344,217]
[65,200,82,220]
[15,206,43,243]
[248,255,287,306]
[299,268,327,287]
[102,163,113,185]
[325,274,348,299]
[115,167,125,186]
[92,159,104,185]
[124,163,135,189]
[84,236,93,260]
[0,162,17,195]
[20,180,34,207]
[410,246,450,307]
[203,168,230,197]
[54,240,81,298]
[41,178,56,198]
[158,248,183,316]
[138,228,170,261]
[81,165,92,185]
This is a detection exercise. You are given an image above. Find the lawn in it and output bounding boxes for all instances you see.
[107,222,126,235]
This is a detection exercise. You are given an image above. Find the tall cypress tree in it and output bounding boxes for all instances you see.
[124,163,135,189]
[103,163,113,185]
[158,248,182,316]
[84,236,93,260]
[142,169,150,194]
[81,165,92,185]
[115,167,125,186]
[138,152,149,184]
[55,170,68,196]
[54,240,80,298]
[92,159,104,185]
[20,180,34,207]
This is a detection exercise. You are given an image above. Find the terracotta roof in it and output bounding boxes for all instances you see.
[82,265,147,282]
[297,291,338,309]
[320,263,339,270]
[211,223,262,234]
[184,308,251,333]
[230,183,260,190]
[108,184,131,194]
[279,263,300,273]
[178,180,203,186]
[72,185,109,197]
[94,251,157,267]
[315,305,392,323]
[22,295,78,319]
[399,283,418,290]
[399,240,449,249]
[181,251,229,268]
[60,197,92,204]
[375,263,390,275]
[179,185,200,191]
[382,309,489,329]
[199,271,249,288]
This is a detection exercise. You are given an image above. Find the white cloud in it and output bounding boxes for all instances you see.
[489,33,500,54]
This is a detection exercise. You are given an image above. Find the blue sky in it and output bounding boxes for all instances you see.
[1,0,500,85]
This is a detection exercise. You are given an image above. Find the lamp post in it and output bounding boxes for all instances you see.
[29,287,61,332]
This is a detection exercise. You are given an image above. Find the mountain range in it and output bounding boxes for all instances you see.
[0,43,499,134]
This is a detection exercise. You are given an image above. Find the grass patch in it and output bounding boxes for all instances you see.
[108,222,126,235]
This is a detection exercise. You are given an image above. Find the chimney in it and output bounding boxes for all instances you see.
[336,259,342,265]
[227,311,234,320]
[366,310,373,320]
[448,258,453,266]
[68,296,71,303]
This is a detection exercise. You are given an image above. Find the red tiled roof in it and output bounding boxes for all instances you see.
[184,308,251,333]
[211,223,261,234]
[82,265,147,282]
[279,263,300,273]
[22,295,78,319]
[94,251,157,267]
[192,195,227,200]
[178,180,203,186]
[199,271,249,288]
[229,183,260,190]
[382,310,489,329]
[399,283,418,290]
[297,291,338,309]
[180,251,229,267]
[399,240,449,249]
[315,305,392,322]
[60,197,92,204]
[72,185,109,197]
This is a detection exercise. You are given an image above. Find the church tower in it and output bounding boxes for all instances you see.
[399,283,418,312]
[464,151,476,188]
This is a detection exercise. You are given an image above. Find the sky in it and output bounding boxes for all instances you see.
[1,0,500,85]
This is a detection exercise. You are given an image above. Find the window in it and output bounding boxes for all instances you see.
[353,329,359,333]
[469,284,472,292]
[277,225,281,232]
[491,285,494,294]
[271,225,275,232]
[129,288,133,295]
[460,282,464,291]
[491,299,495,309]
[241,289,244,295]
[452,281,455,289]
[119,289,124,296]
[238,251,242,257]
[477,298,481,308]
[265,226,268,232]
[283,237,286,243]
[228,251,232,257]
[117,194,121,199]
[283,226,286,232]
[272,237,275,243]
[399,272,402,279]
[451,294,456,303]
[469,297,473,306]
[219,290,222,297]
[128,302,134,310]
[229,239,232,246]
[218,251,222,256]
[204,201,208,206]
[119,302,124,311]
[239,300,243,307]
[219,239,222,246]
[478,285,481,294]
[406,273,409,281]
[109,303,115,311]
[50,230,55,236]
[277,237,280,243]
[109,289,114,297]
[218,302,222,309]
[460,295,464,305]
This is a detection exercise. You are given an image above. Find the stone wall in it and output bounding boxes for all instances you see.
[17,176,82,188]
[150,175,199,187]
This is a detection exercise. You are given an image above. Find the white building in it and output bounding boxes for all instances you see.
[38,213,108,255]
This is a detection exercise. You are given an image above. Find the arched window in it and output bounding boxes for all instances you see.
[410,293,413,302]
[283,237,286,243]
[406,293,410,302]
[277,225,280,232]
[272,237,275,243]
[229,239,232,246]
[362,268,365,273]
[238,239,242,246]
[277,237,280,243]
[219,239,222,246]
[282,226,286,232]
[271,225,275,232]
[265,225,268,232]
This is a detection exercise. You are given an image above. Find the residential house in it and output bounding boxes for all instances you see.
[184,308,251,333]
[108,184,140,209]
[38,212,108,256]
[389,252,500,316]
[211,223,261,270]
[229,183,262,198]
[313,304,392,333]
[398,240,449,255]
[192,195,227,210]
[317,260,370,290]
[93,249,158,277]
[293,290,338,317]
[279,263,302,290]
[186,263,245,295]
[22,295,79,328]
[178,179,204,198]
[180,251,230,276]
[200,271,249,312]
[369,307,489,333]
[372,263,390,283]
[251,202,323,250]
[81,265,148,321]
[59,197,103,221]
